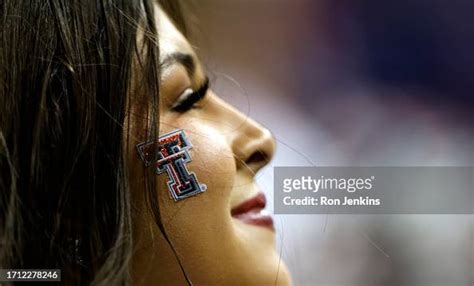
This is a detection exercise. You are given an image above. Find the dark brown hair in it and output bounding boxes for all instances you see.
[0,0,186,284]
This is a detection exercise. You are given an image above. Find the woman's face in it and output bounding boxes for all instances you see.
[128,5,291,285]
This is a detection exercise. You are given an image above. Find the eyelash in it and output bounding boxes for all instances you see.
[171,78,209,113]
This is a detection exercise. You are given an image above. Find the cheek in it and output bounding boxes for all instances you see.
[192,132,234,192]
[157,119,236,227]
[185,121,236,207]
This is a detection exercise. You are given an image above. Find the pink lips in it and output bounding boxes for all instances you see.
[231,192,274,231]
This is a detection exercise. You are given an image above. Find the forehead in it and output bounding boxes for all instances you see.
[156,5,194,62]
[154,4,205,84]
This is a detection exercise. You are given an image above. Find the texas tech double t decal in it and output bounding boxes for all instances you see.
[137,129,207,201]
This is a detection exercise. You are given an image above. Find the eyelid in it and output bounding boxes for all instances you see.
[173,88,194,107]
[171,78,209,112]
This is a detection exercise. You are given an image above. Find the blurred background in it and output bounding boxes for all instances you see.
[189,1,473,285]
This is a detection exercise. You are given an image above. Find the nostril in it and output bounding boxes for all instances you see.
[245,151,268,167]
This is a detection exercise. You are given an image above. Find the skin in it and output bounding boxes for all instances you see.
[128,4,291,285]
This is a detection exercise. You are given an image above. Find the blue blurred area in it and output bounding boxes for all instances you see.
[328,0,474,99]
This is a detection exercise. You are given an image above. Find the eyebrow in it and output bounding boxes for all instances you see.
[161,52,196,78]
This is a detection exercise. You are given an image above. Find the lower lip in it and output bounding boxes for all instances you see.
[232,211,274,231]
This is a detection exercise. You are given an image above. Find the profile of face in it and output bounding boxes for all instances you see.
[127,4,291,286]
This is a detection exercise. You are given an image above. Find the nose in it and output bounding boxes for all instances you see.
[234,124,276,175]
[219,101,276,175]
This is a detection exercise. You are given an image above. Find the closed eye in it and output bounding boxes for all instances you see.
[171,77,209,112]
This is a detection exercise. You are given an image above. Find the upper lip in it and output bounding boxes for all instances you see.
[231,192,267,217]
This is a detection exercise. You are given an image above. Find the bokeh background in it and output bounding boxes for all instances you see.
[189,1,473,285]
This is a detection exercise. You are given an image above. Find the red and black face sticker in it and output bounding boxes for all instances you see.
[137,129,207,201]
